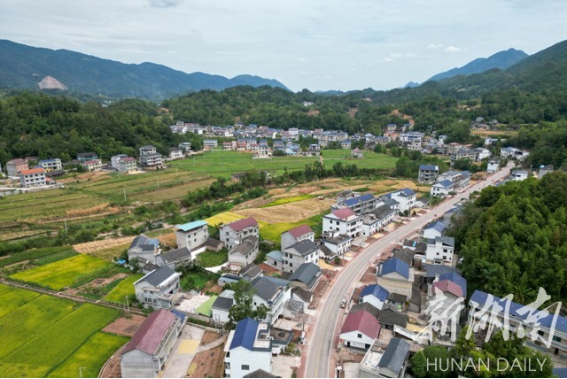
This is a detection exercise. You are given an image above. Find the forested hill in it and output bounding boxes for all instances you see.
[0,40,288,100]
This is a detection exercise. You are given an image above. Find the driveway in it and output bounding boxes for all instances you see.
[162,325,205,377]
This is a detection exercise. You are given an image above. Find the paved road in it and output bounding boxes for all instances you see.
[304,164,513,378]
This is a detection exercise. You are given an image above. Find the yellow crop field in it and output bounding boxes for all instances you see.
[205,212,246,226]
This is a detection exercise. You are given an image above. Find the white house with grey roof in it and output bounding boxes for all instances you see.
[128,234,161,263]
[250,276,291,324]
[511,169,528,181]
[422,220,447,240]
[425,236,455,264]
[134,266,182,309]
[376,337,410,378]
[280,224,315,250]
[387,188,416,214]
[212,289,234,325]
[228,236,259,270]
[323,208,362,238]
[139,145,163,167]
[288,262,321,292]
[281,239,320,274]
[362,204,396,237]
[431,179,454,197]
[155,247,192,270]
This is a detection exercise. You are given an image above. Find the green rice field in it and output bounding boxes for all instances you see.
[103,274,143,304]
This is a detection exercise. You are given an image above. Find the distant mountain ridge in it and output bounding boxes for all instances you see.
[0,40,289,99]
[426,48,529,82]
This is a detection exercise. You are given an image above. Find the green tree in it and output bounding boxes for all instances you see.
[226,280,269,329]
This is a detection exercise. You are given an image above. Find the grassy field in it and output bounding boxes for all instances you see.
[260,194,313,208]
[196,250,228,267]
[170,150,397,177]
[104,274,143,304]
[0,301,121,378]
[47,332,128,378]
[0,286,41,318]
[10,254,114,290]
[0,189,107,224]
[71,170,214,202]
[0,246,77,268]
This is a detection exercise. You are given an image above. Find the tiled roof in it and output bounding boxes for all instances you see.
[138,266,178,287]
[380,258,409,279]
[286,224,314,238]
[341,310,381,339]
[360,284,390,302]
[226,216,258,232]
[176,220,207,232]
[424,220,447,234]
[438,272,467,295]
[332,208,356,220]
[435,179,454,188]
[432,279,463,298]
[122,310,178,355]
[287,239,318,257]
[20,168,45,175]
[378,337,410,375]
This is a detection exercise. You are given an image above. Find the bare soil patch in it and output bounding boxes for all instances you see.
[200,331,220,346]
[187,344,225,378]
[238,198,334,223]
[73,236,135,254]
[102,315,146,337]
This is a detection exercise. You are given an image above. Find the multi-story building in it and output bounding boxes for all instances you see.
[376,258,414,298]
[224,318,273,378]
[134,266,182,309]
[83,159,102,172]
[281,239,320,273]
[387,188,416,214]
[431,179,455,197]
[175,220,209,251]
[220,217,259,251]
[203,139,218,149]
[6,158,28,176]
[37,158,62,172]
[418,165,439,184]
[77,152,98,162]
[19,168,46,187]
[281,224,315,250]
[361,205,396,237]
[425,236,455,264]
[332,194,379,216]
[118,157,137,173]
[501,147,530,161]
[111,154,128,169]
[139,145,163,167]
[322,208,362,238]
[487,159,500,173]
[511,169,529,181]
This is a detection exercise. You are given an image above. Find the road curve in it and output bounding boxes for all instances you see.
[304,164,513,378]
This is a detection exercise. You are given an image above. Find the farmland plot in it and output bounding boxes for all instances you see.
[0,287,41,318]
[104,274,143,304]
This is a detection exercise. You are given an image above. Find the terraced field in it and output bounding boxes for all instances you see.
[0,285,124,378]
[104,274,143,304]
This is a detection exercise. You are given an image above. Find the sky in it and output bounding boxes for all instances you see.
[1,0,566,92]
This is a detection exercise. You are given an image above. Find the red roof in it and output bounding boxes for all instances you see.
[287,224,314,238]
[9,158,27,164]
[432,279,463,298]
[122,310,176,355]
[84,160,100,164]
[332,208,356,220]
[121,157,136,162]
[341,310,381,339]
[227,216,258,232]
[20,168,45,175]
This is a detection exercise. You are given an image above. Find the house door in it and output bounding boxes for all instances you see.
[346,341,350,347]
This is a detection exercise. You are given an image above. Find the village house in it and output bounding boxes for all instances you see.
[427,278,465,338]
[376,258,414,298]
[487,159,500,173]
[155,247,192,270]
[376,337,411,378]
[265,250,284,271]
[288,262,321,293]
[37,158,62,172]
[425,236,455,264]
[168,147,184,159]
[175,220,209,252]
[539,165,554,178]
[378,303,408,330]
[139,145,163,167]
[220,217,259,251]
[250,276,291,323]
[511,169,529,181]
[6,158,29,176]
[281,239,320,273]
[203,139,218,149]
[321,232,352,260]
[19,168,47,187]
[212,289,234,325]
[418,165,439,184]
[128,234,161,263]
[111,154,128,169]
[134,266,182,309]
[77,152,98,162]
[361,205,396,237]
[223,141,237,150]
[118,157,137,173]
[322,208,363,238]
[422,220,447,240]
[281,224,315,250]
[430,179,454,197]
[228,236,259,269]
[386,188,416,214]
[178,142,192,152]
[450,147,477,165]
[500,146,530,161]
[332,193,379,216]
[351,148,364,159]
[360,284,390,311]
[340,309,381,350]
[224,318,273,378]
[120,309,185,378]
[82,159,102,172]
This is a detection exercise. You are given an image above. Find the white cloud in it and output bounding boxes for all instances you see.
[383,52,417,62]
[427,43,443,49]
[444,46,463,53]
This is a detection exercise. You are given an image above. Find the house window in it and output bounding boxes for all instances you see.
[357,333,362,338]
[241,365,250,371]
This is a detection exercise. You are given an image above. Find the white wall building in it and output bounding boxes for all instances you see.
[322,208,362,238]
[19,168,47,187]
[175,220,209,251]
[224,318,273,378]
[425,236,455,264]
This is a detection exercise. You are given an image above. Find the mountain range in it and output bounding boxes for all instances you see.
[0,40,288,99]
[425,48,529,82]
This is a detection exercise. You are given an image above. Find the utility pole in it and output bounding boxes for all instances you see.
[123,188,127,202]
[125,296,129,313]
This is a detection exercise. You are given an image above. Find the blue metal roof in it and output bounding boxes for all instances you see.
[381,258,409,279]
[230,318,259,350]
[425,220,447,233]
[439,272,466,295]
[358,194,374,202]
[147,238,160,246]
[419,164,438,171]
[470,290,567,334]
[176,220,207,231]
[436,179,453,188]
[361,284,390,302]
[399,188,416,197]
